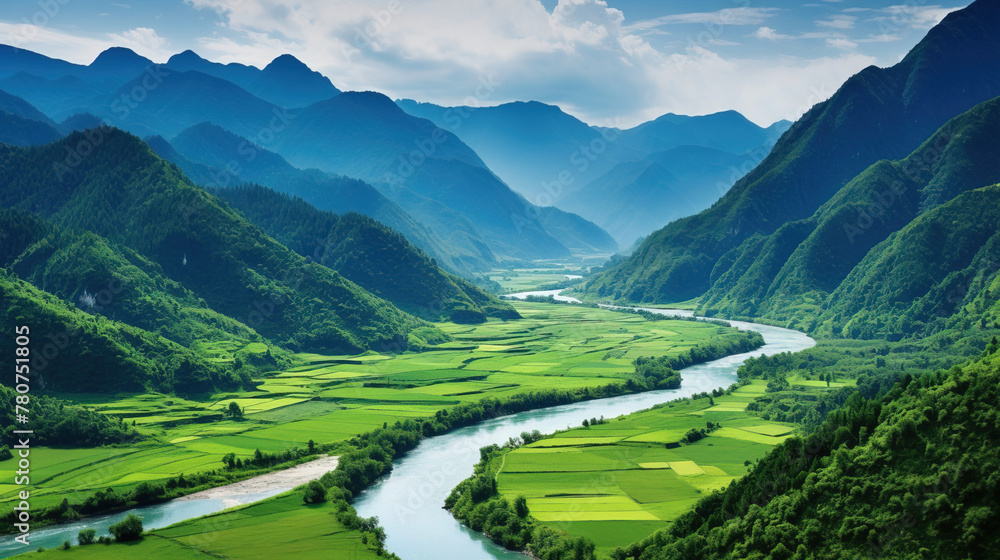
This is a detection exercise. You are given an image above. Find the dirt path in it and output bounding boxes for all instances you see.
[177,455,340,503]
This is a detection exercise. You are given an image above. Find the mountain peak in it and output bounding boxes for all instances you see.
[167,49,208,65]
[90,47,151,68]
[264,54,310,71]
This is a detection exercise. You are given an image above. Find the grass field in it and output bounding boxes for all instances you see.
[493,379,837,556]
[1,302,750,529]
[30,493,385,559]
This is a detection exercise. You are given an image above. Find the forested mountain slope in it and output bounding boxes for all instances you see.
[584,0,1000,303]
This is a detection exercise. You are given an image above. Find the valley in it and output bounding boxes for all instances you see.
[3,1,1000,558]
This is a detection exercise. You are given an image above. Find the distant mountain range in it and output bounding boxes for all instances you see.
[398,99,789,244]
[0,46,621,262]
[582,0,1000,346]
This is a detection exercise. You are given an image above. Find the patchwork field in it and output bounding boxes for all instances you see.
[2,302,749,513]
[494,380,807,555]
[31,493,383,560]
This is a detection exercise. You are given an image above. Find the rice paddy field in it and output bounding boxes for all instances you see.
[493,379,821,556]
[30,493,379,560]
[2,302,748,513]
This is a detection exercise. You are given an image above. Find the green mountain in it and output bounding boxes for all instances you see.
[0,128,430,355]
[698,96,1000,333]
[6,214,266,349]
[211,184,520,323]
[0,269,230,394]
[584,0,1000,303]
[161,122,497,275]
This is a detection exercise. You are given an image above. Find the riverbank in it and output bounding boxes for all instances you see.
[6,300,806,559]
[176,455,340,503]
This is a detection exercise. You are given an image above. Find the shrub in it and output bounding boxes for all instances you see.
[78,528,96,545]
[303,480,328,504]
[108,513,143,542]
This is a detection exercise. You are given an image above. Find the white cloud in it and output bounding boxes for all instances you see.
[0,22,112,63]
[106,27,172,60]
[625,7,779,31]
[826,37,858,50]
[754,26,790,40]
[816,15,856,29]
[874,5,964,30]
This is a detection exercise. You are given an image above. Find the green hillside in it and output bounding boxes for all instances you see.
[0,128,431,355]
[696,96,1000,339]
[617,348,1000,560]
[211,184,520,323]
[0,271,230,393]
[583,0,1000,303]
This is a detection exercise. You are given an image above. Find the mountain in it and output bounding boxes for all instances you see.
[0,128,430,354]
[0,270,231,393]
[396,99,789,208]
[0,72,103,117]
[7,214,266,350]
[251,54,341,108]
[273,91,606,260]
[612,110,788,157]
[0,110,61,146]
[275,91,486,179]
[211,184,520,323]
[159,122,497,274]
[84,47,154,83]
[0,89,61,146]
[0,44,84,80]
[698,95,1000,334]
[561,145,754,245]
[395,99,630,202]
[165,50,341,108]
[534,206,619,254]
[92,68,281,138]
[584,0,1000,303]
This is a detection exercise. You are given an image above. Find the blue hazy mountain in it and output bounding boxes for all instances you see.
[165,50,341,108]
[158,122,497,274]
[396,99,789,207]
[561,145,756,246]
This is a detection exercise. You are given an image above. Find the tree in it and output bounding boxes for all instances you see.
[303,480,327,504]
[225,401,244,419]
[108,514,143,542]
[582,418,590,428]
[77,528,96,545]
[514,495,529,518]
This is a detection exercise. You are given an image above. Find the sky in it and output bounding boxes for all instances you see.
[0,0,972,127]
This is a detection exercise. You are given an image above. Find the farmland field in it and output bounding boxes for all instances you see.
[492,379,823,556]
[1,301,752,529]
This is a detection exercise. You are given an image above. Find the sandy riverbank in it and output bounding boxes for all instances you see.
[177,455,340,502]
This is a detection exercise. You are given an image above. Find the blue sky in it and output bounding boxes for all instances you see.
[0,0,970,126]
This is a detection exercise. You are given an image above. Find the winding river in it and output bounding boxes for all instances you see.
[1,296,814,559]
[352,297,815,560]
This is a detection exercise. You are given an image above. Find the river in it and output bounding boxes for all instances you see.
[1,299,813,559]
[351,301,814,559]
